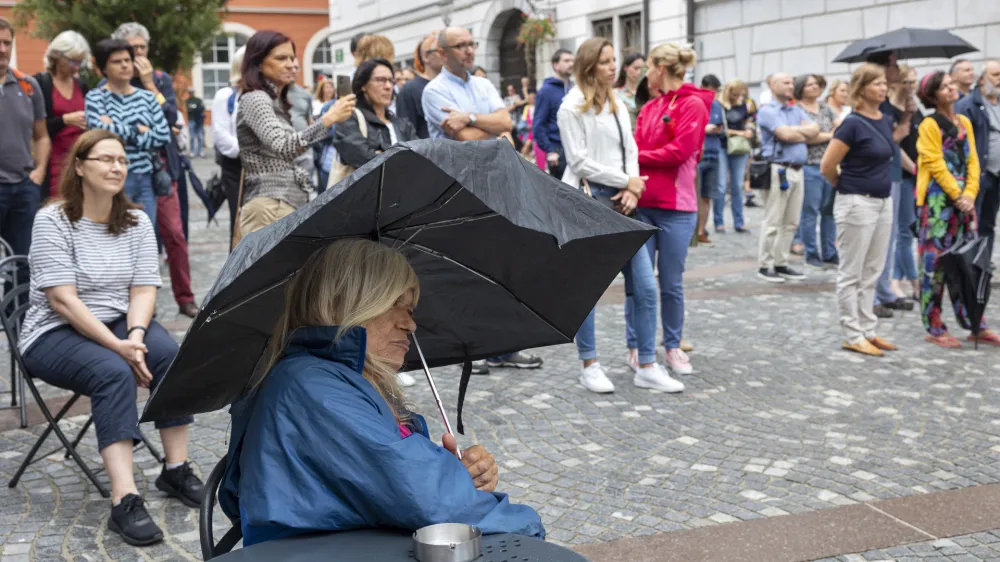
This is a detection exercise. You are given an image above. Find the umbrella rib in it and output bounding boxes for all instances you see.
[381,181,465,233]
[204,271,298,324]
[374,162,385,243]
[384,212,499,243]
[384,237,573,342]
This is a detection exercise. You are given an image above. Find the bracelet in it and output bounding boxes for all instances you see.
[127,326,148,337]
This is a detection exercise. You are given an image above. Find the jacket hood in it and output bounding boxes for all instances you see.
[283,325,367,374]
[665,83,716,111]
[542,76,569,90]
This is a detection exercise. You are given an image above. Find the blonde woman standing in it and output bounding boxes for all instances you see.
[557,38,678,394]
[825,79,852,121]
[820,64,897,356]
[715,79,754,233]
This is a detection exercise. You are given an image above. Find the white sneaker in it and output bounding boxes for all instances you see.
[665,348,694,375]
[626,349,639,373]
[580,362,615,393]
[633,364,685,393]
[397,372,417,387]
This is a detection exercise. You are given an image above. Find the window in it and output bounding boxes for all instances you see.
[312,37,335,84]
[620,12,642,57]
[201,33,248,100]
[593,18,613,41]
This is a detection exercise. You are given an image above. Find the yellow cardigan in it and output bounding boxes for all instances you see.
[916,114,980,206]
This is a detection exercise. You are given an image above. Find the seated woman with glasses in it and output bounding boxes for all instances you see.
[219,239,544,546]
[18,129,203,547]
[33,30,91,198]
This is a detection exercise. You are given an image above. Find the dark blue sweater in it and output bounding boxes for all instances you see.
[532,76,569,154]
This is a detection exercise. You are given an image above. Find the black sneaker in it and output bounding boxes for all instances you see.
[823,256,840,269]
[758,268,785,283]
[805,256,825,270]
[108,494,163,546]
[775,266,806,280]
[884,298,915,311]
[155,462,204,508]
[486,352,543,369]
[470,360,490,375]
[873,305,894,318]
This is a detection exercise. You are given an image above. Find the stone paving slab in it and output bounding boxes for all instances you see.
[1,161,1000,561]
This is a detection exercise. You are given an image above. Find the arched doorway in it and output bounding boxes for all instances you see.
[497,10,527,93]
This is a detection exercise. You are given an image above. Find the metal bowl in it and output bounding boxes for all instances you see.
[412,523,483,562]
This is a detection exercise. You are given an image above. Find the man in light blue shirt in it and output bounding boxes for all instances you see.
[755,72,819,283]
[421,27,512,141]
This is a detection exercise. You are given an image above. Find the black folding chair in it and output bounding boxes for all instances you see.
[3,276,164,498]
[0,250,27,428]
[200,454,243,560]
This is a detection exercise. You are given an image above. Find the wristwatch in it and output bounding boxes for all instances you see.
[468,113,478,126]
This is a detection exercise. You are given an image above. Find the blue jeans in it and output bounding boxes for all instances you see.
[124,172,157,233]
[799,164,838,262]
[714,152,748,229]
[0,177,42,256]
[874,181,901,305]
[634,208,697,349]
[698,156,720,199]
[189,122,204,156]
[894,176,918,281]
[577,190,659,364]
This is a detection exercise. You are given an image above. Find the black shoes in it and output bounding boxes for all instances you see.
[774,266,806,280]
[486,352,543,369]
[758,268,785,283]
[155,461,205,508]
[884,298,915,311]
[108,494,163,546]
[874,305,894,318]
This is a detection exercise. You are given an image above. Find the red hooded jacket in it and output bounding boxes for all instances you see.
[635,83,714,212]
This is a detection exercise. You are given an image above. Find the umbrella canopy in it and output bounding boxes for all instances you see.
[938,236,992,338]
[833,28,978,63]
[141,139,655,422]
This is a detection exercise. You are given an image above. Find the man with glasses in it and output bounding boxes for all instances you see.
[421,27,541,374]
[109,22,198,319]
[398,30,445,139]
[958,60,1000,257]
[421,27,512,141]
[0,17,49,270]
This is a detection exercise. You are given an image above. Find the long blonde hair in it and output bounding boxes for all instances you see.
[849,63,886,109]
[647,42,697,81]
[259,239,420,420]
[574,37,618,115]
[720,79,747,110]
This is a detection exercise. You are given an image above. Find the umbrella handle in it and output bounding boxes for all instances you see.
[411,333,461,460]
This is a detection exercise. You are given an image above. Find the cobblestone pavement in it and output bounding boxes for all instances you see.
[2,165,1000,561]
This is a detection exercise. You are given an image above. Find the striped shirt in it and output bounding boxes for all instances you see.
[19,205,162,353]
[84,87,170,174]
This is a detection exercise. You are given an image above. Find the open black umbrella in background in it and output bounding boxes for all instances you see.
[938,236,992,345]
[833,27,978,63]
[141,139,655,434]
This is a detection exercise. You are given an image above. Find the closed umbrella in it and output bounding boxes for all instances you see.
[833,28,978,63]
[938,236,991,344]
[140,139,655,433]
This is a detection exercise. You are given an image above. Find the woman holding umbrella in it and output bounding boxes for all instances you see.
[218,239,545,545]
[914,71,1000,347]
[556,37,679,394]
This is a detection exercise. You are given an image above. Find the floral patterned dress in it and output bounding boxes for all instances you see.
[916,114,985,336]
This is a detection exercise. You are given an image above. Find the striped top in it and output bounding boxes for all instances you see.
[20,205,162,353]
[84,86,170,174]
[236,86,329,209]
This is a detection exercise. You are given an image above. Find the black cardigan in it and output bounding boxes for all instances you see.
[332,107,417,169]
[33,71,90,140]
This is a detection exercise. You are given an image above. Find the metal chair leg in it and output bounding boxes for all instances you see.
[17,363,26,428]
[65,416,94,459]
[9,394,79,488]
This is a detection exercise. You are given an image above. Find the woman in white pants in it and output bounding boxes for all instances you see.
[820,63,898,357]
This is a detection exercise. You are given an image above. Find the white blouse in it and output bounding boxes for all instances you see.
[556,86,639,190]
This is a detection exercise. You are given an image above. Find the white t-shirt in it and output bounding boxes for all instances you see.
[387,122,398,145]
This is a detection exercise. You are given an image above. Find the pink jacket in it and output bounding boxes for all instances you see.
[635,83,713,212]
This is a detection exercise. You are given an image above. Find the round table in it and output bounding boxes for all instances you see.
[213,528,588,561]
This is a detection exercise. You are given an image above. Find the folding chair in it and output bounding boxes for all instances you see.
[0,248,27,427]
[3,273,164,498]
[200,454,243,560]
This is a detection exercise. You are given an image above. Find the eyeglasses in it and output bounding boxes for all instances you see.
[83,155,129,167]
[63,56,85,68]
[369,76,394,86]
[447,41,479,51]
[902,79,917,85]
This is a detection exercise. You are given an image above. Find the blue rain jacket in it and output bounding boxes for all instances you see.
[218,325,545,547]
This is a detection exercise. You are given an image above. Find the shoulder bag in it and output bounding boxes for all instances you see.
[724,107,752,156]
[326,109,368,191]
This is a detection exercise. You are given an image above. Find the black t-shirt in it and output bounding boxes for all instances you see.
[725,104,749,130]
[396,76,430,140]
[833,112,895,198]
[900,111,922,178]
[186,96,205,124]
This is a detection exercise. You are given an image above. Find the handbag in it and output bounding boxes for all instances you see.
[723,110,752,156]
[326,109,368,191]
[150,150,173,197]
[748,159,771,190]
[584,109,633,216]
[231,169,245,251]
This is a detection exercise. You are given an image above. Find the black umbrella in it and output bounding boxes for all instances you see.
[141,139,655,430]
[938,235,991,343]
[833,28,978,63]
[178,153,225,223]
